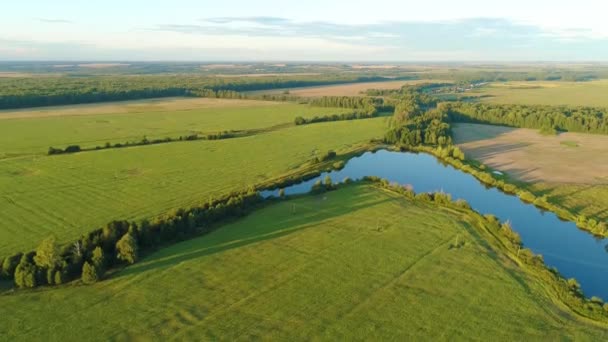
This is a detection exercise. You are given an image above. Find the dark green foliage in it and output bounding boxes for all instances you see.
[14,255,37,288]
[48,131,239,155]
[308,96,379,114]
[91,247,105,273]
[294,110,376,125]
[384,108,452,147]
[383,89,452,148]
[0,74,390,109]
[1,253,22,279]
[4,188,264,288]
[445,102,608,135]
[64,145,81,153]
[292,96,385,126]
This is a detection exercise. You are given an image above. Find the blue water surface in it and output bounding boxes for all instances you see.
[262,150,608,299]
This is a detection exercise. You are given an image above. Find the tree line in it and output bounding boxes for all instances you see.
[444,102,608,135]
[0,189,264,288]
[0,75,391,109]
[47,131,237,155]
[294,111,377,126]
[0,149,353,289]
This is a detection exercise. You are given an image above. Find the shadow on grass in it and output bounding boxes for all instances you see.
[452,123,518,144]
[112,191,391,280]
[461,220,533,295]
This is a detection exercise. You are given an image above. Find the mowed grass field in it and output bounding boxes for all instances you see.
[247,80,444,97]
[0,97,352,156]
[453,123,608,184]
[2,185,606,340]
[0,116,388,256]
[453,123,608,220]
[472,80,608,107]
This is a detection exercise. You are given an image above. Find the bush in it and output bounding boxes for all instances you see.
[14,256,37,288]
[81,262,99,284]
[1,252,22,279]
[116,233,139,265]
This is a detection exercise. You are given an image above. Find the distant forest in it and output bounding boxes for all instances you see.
[2,61,608,109]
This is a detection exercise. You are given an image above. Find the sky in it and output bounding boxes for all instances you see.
[1,0,607,61]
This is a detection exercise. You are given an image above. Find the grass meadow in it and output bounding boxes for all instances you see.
[474,80,608,107]
[0,115,387,255]
[0,98,352,156]
[1,185,606,340]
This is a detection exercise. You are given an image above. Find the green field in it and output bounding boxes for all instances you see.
[0,114,387,256]
[473,80,608,107]
[0,98,352,156]
[2,184,605,340]
[529,183,608,221]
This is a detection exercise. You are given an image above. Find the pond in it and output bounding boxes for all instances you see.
[262,150,608,299]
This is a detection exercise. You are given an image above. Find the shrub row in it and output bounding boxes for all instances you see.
[294,111,377,126]
[47,131,237,155]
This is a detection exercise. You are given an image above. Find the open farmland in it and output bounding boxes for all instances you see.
[472,80,608,107]
[0,117,387,255]
[453,123,608,184]
[453,123,608,221]
[247,80,443,97]
[1,184,606,340]
[0,98,353,156]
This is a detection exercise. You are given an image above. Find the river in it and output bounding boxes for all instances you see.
[262,150,608,299]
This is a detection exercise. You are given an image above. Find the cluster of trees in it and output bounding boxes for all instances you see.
[310,175,337,194]
[444,102,608,135]
[48,145,81,155]
[0,189,263,288]
[308,96,379,115]
[384,90,452,147]
[294,111,377,126]
[384,113,452,147]
[366,83,453,98]
[313,150,337,164]
[0,75,391,109]
[47,132,238,155]
[188,89,246,99]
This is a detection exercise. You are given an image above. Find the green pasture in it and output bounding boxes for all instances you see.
[0,98,351,156]
[0,117,387,255]
[1,185,605,340]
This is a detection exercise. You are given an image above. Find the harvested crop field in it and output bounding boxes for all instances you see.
[453,123,608,184]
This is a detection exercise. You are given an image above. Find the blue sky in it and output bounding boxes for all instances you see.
[1,0,607,61]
